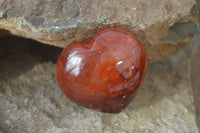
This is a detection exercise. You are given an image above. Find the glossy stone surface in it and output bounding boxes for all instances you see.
[56,28,147,113]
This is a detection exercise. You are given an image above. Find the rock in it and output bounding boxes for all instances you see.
[0,33,199,132]
[191,33,200,129]
[0,0,200,62]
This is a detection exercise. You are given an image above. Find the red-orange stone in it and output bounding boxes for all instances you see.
[56,28,147,113]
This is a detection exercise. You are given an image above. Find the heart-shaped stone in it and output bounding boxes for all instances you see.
[56,28,147,113]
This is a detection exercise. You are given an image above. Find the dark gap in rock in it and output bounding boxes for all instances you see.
[161,21,199,44]
[170,21,198,38]
[0,29,11,37]
[0,33,63,81]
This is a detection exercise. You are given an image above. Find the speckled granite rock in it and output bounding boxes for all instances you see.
[0,0,200,62]
[0,34,199,132]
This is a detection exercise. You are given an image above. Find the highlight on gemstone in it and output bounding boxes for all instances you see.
[56,28,147,113]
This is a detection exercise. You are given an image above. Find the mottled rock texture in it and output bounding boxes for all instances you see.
[0,33,199,132]
[191,35,200,129]
[0,0,200,62]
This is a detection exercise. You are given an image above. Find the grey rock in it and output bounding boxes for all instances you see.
[191,33,200,130]
[0,0,200,62]
[0,33,199,132]
[0,10,7,20]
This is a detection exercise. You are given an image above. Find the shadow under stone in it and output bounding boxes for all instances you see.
[0,35,62,82]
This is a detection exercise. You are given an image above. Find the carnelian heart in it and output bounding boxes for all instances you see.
[56,28,147,113]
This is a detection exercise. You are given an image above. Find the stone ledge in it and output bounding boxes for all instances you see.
[0,0,199,63]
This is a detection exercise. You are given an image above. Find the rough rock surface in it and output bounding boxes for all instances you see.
[0,0,200,62]
[191,36,200,129]
[0,34,199,133]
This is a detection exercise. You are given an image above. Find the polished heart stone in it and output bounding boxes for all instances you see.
[56,28,147,113]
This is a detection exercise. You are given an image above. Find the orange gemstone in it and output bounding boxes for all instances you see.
[56,28,147,113]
